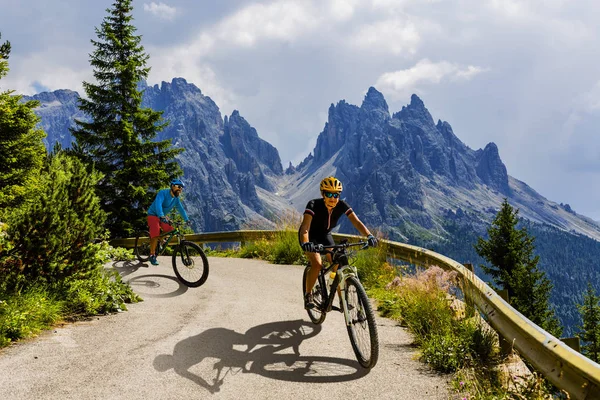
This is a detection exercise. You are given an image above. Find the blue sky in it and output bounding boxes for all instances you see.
[2,0,600,219]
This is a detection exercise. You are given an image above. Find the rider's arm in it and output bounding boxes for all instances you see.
[175,198,189,222]
[347,212,372,237]
[298,213,312,244]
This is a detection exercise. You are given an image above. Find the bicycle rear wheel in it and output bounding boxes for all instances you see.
[172,241,209,287]
[134,231,151,262]
[302,265,326,324]
[345,276,379,368]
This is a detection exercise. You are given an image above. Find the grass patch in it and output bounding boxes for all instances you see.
[0,243,141,348]
[239,232,307,265]
[0,286,62,347]
[366,264,556,399]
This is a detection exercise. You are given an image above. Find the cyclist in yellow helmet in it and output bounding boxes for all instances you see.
[298,176,378,309]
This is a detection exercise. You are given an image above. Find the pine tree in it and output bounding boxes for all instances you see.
[577,282,600,362]
[3,153,106,288]
[71,0,182,238]
[0,32,46,217]
[474,199,562,336]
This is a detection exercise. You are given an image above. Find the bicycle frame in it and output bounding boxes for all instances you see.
[314,242,367,327]
[155,225,186,255]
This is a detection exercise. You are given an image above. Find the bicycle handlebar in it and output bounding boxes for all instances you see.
[315,241,369,253]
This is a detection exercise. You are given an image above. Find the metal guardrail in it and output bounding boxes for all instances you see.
[111,230,600,399]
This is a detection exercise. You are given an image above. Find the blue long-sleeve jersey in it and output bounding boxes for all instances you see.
[147,189,189,221]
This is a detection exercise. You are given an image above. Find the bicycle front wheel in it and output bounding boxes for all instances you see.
[345,276,379,368]
[302,265,326,325]
[172,241,209,287]
[134,231,151,262]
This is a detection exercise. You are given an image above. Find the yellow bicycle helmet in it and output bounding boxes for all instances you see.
[320,176,343,193]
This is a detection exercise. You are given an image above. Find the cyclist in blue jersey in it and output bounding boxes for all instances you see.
[147,179,190,265]
[298,176,378,309]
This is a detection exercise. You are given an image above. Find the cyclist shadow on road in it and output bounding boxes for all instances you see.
[154,319,369,393]
[112,260,147,279]
[112,261,190,298]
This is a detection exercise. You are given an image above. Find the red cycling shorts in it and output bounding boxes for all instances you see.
[148,215,175,238]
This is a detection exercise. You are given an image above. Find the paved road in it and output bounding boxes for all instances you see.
[0,256,450,399]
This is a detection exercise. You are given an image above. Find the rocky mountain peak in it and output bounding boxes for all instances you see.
[475,142,509,194]
[222,110,283,191]
[360,86,389,116]
[31,89,79,104]
[393,93,434,126]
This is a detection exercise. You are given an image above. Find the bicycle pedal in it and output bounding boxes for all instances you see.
[331,305,342,312]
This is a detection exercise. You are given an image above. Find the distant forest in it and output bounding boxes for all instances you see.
[410,218,600,337]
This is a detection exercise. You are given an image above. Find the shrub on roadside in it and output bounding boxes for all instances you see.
[0,286,62,347]
[268,230,306,265]
[54,267,141,317]
[2,153,106,289]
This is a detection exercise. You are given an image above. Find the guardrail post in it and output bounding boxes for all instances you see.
[496,289,514,358]
[561,337,581,353]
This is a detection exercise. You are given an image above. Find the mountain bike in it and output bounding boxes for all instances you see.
[134,222,209,288]
[302,240,379,369]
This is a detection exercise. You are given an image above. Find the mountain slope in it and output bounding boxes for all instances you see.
[25,78,287,232]
[286,88,600,243]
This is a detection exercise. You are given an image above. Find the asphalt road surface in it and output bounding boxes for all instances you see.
[0,256,451,399]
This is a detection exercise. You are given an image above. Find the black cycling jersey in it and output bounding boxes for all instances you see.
[303,198,354,242]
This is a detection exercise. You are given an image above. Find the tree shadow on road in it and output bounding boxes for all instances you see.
[154,319,369,393]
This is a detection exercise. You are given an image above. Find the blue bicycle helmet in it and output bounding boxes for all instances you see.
[170,178,185,188]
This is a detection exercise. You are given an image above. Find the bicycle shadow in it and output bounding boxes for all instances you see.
[153,319,369,393]
[112,259,147,279]
[112,260,189,298]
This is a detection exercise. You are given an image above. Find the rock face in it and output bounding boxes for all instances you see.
[28,81,600,243]
[222,110,283,191]
[293,87,600,242]
[23,90,84,149]
[30,78,284,232]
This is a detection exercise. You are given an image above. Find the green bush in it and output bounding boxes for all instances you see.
[352,243,395,289]
[3,153,106,288]
[55,267,141,317]
[0,286,62,347]
[268,231,306,265]
[239,239,271,259]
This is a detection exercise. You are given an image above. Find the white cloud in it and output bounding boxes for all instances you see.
[143,2,178,21]
[375,59,487,97]
[328,0,359,21]
[351,18,422,55]
[214,1,318,47]
[2,49,89,96]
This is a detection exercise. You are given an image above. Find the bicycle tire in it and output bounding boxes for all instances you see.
[302,265,326,325]
[134,231,151,262]
[345,276,379,368]
[172,241,209,287]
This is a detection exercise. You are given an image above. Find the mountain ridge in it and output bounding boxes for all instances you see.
[23,80,600,242]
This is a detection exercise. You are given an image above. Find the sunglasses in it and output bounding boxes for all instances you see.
[173,185,184,190]
[323,192,340,199]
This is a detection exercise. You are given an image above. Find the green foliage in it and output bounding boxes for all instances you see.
[474,199,562,336]
[577,282,600,362]
[0,286,62,347]
[71,0,183,238]
[377,267,500,374]
[238,238,271,259]
[1,153,106,288]
[54,268,141,317]
[239,232,307,265]
[352,243,394,289]
[0,32,46,218]
[98,244,135,262]
[268,230,306,265]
